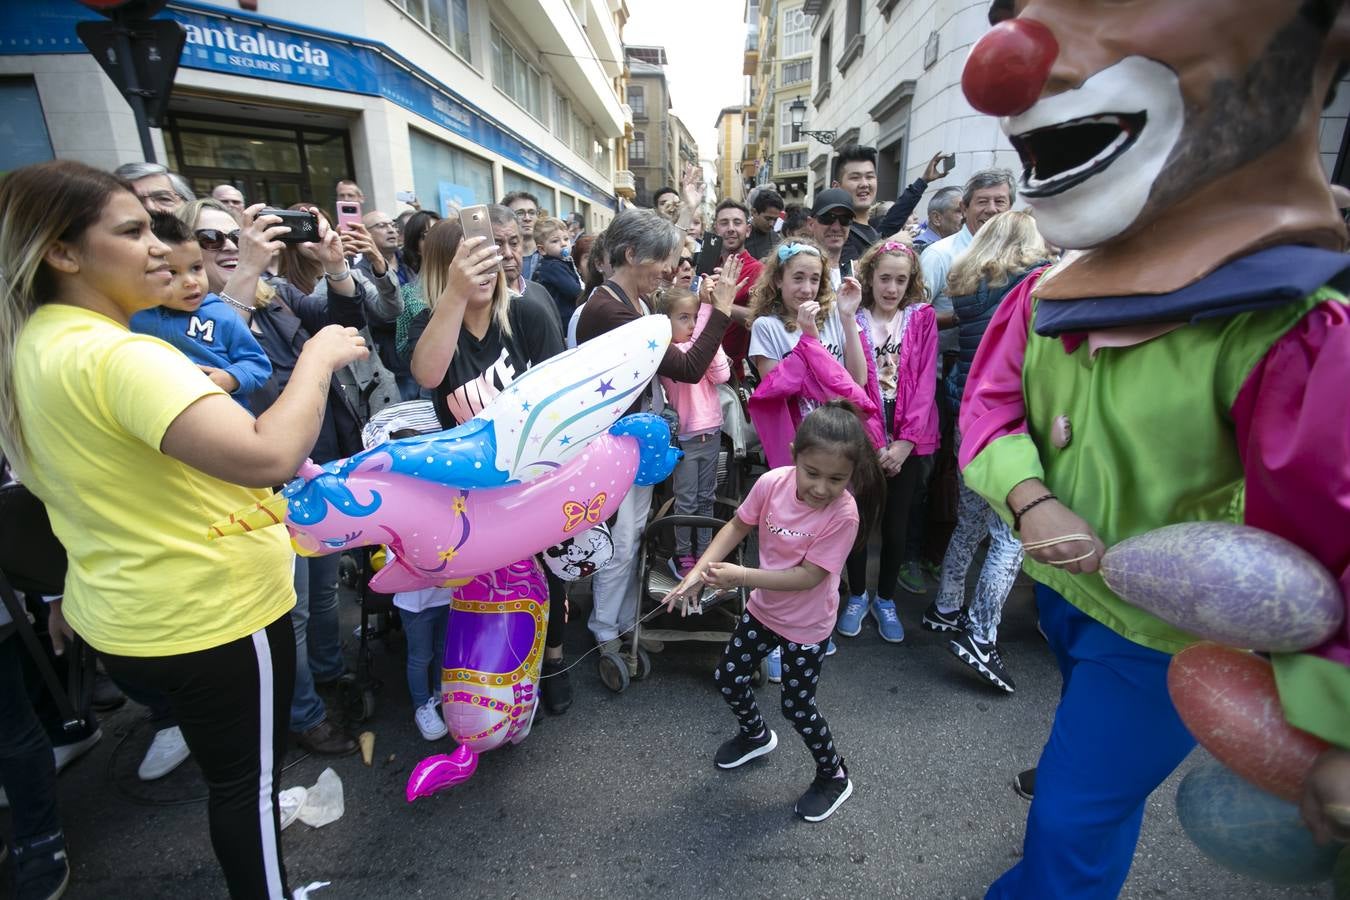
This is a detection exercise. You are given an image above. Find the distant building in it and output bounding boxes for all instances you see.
[714,106,746,202]
[744,0,813,204]
[625,43,684,206]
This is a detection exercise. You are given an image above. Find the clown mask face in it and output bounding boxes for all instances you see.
[967,0,1331,249]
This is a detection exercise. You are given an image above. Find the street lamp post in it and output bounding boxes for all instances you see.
[789,96,836,144]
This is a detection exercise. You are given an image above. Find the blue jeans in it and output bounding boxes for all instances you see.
[399,605,448,708]
[986,586,1196,900]
[0,633,64,882]
[288,554,343,733]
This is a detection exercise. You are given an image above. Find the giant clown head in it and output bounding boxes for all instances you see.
[963,0,1350,296]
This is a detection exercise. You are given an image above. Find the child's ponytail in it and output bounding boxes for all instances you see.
[794,400,885,548]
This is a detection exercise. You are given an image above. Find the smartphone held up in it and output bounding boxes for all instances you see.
[260,207,320,244]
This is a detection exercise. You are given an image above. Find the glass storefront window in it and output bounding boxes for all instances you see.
[167,113,352,212]
[501,168,554,213]
[0,78,54,173]
[410,128,494,215]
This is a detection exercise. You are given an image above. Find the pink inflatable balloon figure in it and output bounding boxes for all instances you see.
[406,558,549,801]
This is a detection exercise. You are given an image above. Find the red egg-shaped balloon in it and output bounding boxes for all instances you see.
[1168,643,1329,803]
[961,18,1059,117]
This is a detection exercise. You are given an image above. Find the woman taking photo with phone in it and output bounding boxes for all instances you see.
[0,160,367,897]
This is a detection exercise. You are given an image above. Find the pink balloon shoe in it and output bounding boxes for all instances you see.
[405,744,478,802]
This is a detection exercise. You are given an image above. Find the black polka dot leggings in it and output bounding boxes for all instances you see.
[713,611,842,780]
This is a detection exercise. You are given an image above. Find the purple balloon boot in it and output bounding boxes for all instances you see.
[405,744,479,802]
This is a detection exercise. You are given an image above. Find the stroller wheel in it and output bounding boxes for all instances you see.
[335,674,376,723]
[338,553,360,589]
[597,651,630,693]
[751,658,768,687]
[632,646,653,681]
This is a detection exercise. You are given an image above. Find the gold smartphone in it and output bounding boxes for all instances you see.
[458,204,504,284]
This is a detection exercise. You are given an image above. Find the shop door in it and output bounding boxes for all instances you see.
[166,113,353,213]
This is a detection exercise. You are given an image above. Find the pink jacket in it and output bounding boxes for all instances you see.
[860,304,940,455]
[749,332,885,469]
[661,305,730,437]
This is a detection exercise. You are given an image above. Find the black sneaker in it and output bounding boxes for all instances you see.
[948,629,1016,693]
[540,658,572,715]
[13,831,69,900]
[714,729,778,769]
[795,766,853,822]
[1013,767,1036,801]
[921,601,967,634]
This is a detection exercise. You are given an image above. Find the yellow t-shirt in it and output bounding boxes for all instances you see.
[11,304,294,657]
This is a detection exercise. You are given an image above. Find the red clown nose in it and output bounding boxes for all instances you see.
[962,18,1059,117]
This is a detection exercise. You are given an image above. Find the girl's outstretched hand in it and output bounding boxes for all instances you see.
[702,561,745,589]
[663,571,703,615]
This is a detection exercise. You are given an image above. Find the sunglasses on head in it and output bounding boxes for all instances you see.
[195,228,241,251]
[678,256,694,267]
[816,212,853,227]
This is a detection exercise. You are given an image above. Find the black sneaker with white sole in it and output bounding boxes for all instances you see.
[948,629,1016,693]
[795,766,853,822]
[714,729,778,769]
[1013,767,1036,801]
[921,601,967,634]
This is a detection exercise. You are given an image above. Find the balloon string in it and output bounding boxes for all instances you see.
[535,600,673,679]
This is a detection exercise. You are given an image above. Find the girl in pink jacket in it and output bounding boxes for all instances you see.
[659,287,731,577]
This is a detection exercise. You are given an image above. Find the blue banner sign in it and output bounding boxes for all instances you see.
[0,0,616,208]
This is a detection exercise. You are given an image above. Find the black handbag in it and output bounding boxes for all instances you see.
[0,459,91,732]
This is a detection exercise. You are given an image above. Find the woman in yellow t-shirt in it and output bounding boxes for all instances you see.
[0,160,367,899]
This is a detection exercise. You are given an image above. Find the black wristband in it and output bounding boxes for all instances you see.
[1012,492,1056,531]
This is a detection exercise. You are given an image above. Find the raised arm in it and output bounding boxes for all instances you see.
[410,237,502,388]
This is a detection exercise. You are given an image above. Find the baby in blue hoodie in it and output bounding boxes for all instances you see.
[131,212,271,409]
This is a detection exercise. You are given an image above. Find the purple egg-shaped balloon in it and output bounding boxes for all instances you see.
[1100,522,1342,652]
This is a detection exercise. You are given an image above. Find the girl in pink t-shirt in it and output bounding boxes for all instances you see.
[664,401,883,822]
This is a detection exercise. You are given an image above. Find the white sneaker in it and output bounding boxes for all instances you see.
[414,697,447,741]
[53,728,102,773]
[138,726,190,781]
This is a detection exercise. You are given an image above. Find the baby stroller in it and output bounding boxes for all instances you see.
[602,495,767,692]
[332,400,445,723]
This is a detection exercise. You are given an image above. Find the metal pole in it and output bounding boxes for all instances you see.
[113,17,157,163]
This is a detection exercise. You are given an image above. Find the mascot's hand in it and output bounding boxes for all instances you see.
[1301,748,1350,844]
[1019,498,1106,575]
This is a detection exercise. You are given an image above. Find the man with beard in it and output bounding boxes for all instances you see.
[708,199,764,378]
[957,1,1350,896]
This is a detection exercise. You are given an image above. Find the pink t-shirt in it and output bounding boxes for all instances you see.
[736,466,860,644]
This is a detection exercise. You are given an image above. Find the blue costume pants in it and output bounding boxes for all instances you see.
[986,585,1196,899]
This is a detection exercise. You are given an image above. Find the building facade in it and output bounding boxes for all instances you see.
[714,105,745,202]
[746,0,813,205]
[799,0,1350,207]
[0,0,633,231]
[624,44,672,206]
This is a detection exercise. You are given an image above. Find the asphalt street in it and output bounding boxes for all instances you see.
[12,577,1334,899]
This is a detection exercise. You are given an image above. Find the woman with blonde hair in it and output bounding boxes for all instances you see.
[921,210,1052,695]
[403,217,578,713]
[0,159,366,897]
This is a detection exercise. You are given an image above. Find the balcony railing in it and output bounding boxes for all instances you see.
[614,169,636,197]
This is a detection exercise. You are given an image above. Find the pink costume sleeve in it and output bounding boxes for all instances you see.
[893,304,939,455]
[956,273,1045,512]
[1232,297,1350,746]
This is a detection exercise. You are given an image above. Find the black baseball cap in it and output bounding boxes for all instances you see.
[811,188,854,218]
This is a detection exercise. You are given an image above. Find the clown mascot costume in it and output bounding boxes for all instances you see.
[958,1,1350,896]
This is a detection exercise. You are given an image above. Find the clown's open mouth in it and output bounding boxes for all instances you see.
[1010,112,1146,197]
